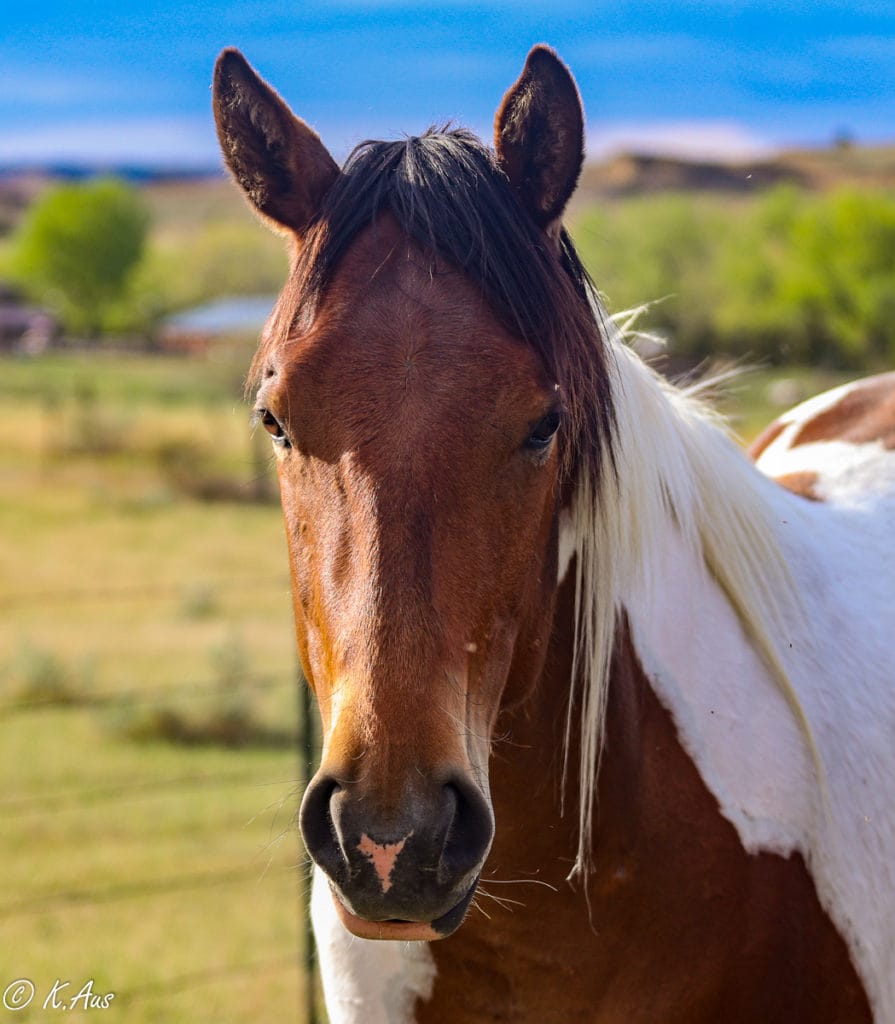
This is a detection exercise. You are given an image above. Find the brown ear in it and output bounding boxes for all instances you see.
[494,45,584,233]
[213,48,339,234]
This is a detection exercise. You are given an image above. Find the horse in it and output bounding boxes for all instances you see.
[212,44,895,1023]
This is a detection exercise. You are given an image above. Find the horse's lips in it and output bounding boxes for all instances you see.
[329,877,479,941]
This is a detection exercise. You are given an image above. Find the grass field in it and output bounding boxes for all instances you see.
[0,347,316,1022]
[0,346,855,1022]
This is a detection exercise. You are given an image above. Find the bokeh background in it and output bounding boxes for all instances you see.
[2,2,894,1021]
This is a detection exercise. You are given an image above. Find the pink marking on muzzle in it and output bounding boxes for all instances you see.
[357,832,413,894]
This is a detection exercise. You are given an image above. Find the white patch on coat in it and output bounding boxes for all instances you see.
[758,433,895,507]
[754,378,895,505]
[311,869,436,1024]
[624,427,895,1022]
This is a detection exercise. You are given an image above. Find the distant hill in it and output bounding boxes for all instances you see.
[0,163,219,185]
[574,142,895,205]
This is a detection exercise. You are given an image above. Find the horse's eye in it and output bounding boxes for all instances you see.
[526,410,561,450]
[257,408,291,448]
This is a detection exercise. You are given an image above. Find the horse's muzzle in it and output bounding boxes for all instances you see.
[300,769,493,938]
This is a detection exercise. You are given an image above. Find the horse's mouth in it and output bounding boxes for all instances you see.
[329,877,479,941]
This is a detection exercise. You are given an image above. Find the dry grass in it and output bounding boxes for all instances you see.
[0,351,319,1023]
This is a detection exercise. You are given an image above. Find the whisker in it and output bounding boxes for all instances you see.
[436,703,492,745]
[470,897,492,921]
[477,888,524,912]
[482,875,559,892]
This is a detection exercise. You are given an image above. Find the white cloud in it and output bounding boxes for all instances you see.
[586,120,777,162]
[0,112,787,169]
[0,116,220,168]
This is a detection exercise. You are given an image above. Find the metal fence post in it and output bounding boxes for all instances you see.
[298,663,320,1024]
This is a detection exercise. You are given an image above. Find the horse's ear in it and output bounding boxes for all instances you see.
[494,45,584,234]
[213,48,339,235]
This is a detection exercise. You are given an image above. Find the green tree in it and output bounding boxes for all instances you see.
[573,193,737,359]
[713,185,810,361]
[780,189,895,364]
[716,186,895,366]
[574,184,895,369]
[13,178,149,336]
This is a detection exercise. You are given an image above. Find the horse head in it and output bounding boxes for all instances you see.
[213,45,610,940]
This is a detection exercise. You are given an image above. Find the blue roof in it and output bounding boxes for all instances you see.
[164,295,277,335]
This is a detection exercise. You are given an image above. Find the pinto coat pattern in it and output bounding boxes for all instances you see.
[213,44,894,1022]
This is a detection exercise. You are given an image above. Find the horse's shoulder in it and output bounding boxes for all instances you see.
[749,372,895,503]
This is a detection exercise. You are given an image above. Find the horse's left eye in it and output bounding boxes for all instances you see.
[256,408,291,448]
[525,410,561,450]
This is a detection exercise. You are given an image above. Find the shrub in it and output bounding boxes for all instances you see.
[572,185,895,369]
[12,179,149,336]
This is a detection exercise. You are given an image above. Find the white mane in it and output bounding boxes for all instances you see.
[565,306,895,1017]
[564,305,817,879]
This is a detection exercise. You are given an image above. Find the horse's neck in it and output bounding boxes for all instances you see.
[494,519,814,869]
[607,425,895,1020]
[488,568,705,878]
[472,580,869,1024]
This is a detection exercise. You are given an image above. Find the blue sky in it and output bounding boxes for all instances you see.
[2,1,894,168]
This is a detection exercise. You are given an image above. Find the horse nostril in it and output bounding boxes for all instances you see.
[441,775,494,878]
[300,768,493,910]
[299,773,344,878]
